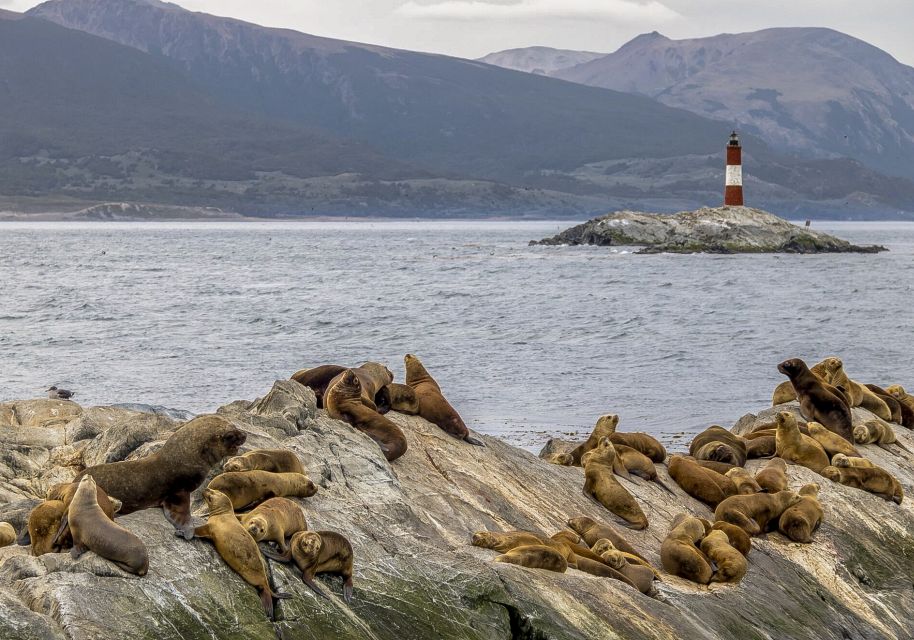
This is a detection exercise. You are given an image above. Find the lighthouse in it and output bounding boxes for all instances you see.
[724,131,743,206]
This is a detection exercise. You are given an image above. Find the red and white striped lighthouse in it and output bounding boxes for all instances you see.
[724,131,743,206]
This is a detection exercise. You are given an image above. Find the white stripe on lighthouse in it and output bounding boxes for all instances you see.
[726,165,742,186]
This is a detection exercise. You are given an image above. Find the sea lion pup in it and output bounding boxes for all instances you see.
[264,530,355,603]
[714,490,800,536]
[886,385,914,427]
[325,370,408,462]
[711,521,751,557]
[772,358,835,405]
[668,455,736,507]
[494,545,567,573]
[820,465,903,504]
[28,501,66,556]
[47,480,122,550]
[831,453,874,468]
[224,449,305,474]
[208,471,317,511]
[699,529,747,583]
[237,497,308,556]
[582,438,648,530]
[594,547,656,593]
[568,414,619,466]
[404,354,484,446]
[68,476,148,576]
[592,538,659,577]
[567,516,645,561]
[375,383,420,415]
[725,468,762,495]
[544,453,574,466]
[191,489,291,618]
[74,414,246,539]
[774,411,830,474]
[689,426,747,467]
[0,523,15,547]
[473,530,614,577]
[746,435,776,459]
[829,360,893,421]
[853,419,896,445]
[614,444,674,493]
[807,422,859,458]
[754,458,789,493]
[660,514,713,585]
[291,364,348,408]
[609,432,666,464]
[778,483,823,543]
[778,358,853,443]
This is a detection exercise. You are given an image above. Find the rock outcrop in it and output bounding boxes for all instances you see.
[1,383,913,639]
[533,206,888,253]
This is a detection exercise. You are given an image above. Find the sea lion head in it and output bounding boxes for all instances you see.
[820,466,840,482]
[775,411,797,431]
[551,530,579,545]
[594,414,619,434]
[223,456,251,473]
[471,531,499,549]
[202,488,234,515]
[360,362,394,385]
[852,423,870,443]
[581,437,616,467]
[821,357,843,377]
[799,483,820,497]
[832,453,849,467]
[295,531,323,561]
[767,457,788,472]
[600,549,627,569]
[566,516,594,535]
[169,415,247,467]
[698,442,738,465]
[403,354,431,381]
[775,489,801,509]
[591,538,616,556]
[777,358,806,377]
[245,515,269,541]
[702,529,729,546]
[549,453,573,466]
[886,385,906,399]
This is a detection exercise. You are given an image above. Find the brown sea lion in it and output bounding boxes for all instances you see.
[237,497,308,556]
[778,483,823,543]
[772,358,836,405]
[208,471,317,511]
[28,501,66,556]
[711,521,751,557]
[668,455,736,507]
[375,383,420,415]
[807,422,859,458]
[778,359,853,442]
[582,438,648,530]
[689,426,747,467]
[660,514,713,585]
[744,429,777,440]
[190,488,290,618]
[591,538,659,577]
[404,354,483,446]
[494,544,567,573]
[831,453,874,468]
[829,361,892,421]
[865,385,904,424]
[754,458,789,493]
[774,411,830,473]
[853,419,896,445]
[725,468,762,495]
[614,444,674,493]
[291,364,348,408]
[472,530,544,553]
[886,385,914,427]
[596,553,656,593]
[326,362,394,413]
[0,522,15,547]
[746,435,776,459]
[69,476,148,576]
[74,414,246,539]
[714,490,800,536]
[223,449,305,474]
[265,530,355,602]
[544,453,574,466]
[325,369,408,462]
[568,414,619,466]
[566,516,645,560]
[47,480,122,550]
[700,529,747,583]
[609,432,666,463]
[821,465,903,504]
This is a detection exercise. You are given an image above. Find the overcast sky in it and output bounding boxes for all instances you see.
[7,0,914,65]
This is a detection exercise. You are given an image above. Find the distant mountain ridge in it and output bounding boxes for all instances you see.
[476,46,604,75]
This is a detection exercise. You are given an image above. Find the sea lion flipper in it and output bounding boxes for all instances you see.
[259,589,275,621]
[611,456,632,480]
[273,591,293,600]
[16,527,30,546]
[70,544,86,560]
[302,575,330,600]
[51,515,70,550]
[261,545,293,563]
[464,435,485,447]
[343,578,354,603]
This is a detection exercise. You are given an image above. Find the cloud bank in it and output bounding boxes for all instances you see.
[397,0,679,22]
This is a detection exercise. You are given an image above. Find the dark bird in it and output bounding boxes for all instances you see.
[48,386,75,400]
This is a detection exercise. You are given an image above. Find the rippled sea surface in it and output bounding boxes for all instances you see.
[1,220,912,450]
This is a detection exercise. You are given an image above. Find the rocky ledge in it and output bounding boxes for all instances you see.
[1,383,914,639]
[532,206,887,253]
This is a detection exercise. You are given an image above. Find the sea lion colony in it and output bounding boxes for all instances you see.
[0,354,909,616]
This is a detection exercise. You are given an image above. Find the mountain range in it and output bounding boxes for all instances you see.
[1,1,913,218]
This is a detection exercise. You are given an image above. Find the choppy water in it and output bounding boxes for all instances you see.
[1,220,912,451]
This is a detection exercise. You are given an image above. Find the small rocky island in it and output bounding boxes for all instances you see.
[533,206,887,254]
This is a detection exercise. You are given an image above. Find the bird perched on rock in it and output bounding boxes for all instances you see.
[47,386,75,401]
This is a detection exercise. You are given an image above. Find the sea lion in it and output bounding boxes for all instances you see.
[778,483,823,543]
[375,383,420,415]
[291,364,348,408]
[774,411,830,473]
[404,354,483,446]
[886,385,914,427]
[582,438,648,530]
[754,458,789,493]
[47,480,122,550]
[68,476,148,576]
[237,497,308,556]
[865,384,904,424]
[591,538,659,576]
[594,549,656,593]
[668,455,736,507]
[614,444,674,493]
[0,522,15,547]
[714,490,800,536]
[609,432,666,463]
[746,435,776,459]
[265,530,355,602]
[772,358,836,405]
[744,429,777,439]
[208,471,317,511]
[725,468,762,495]
[690,426,747,467]
[27,500,66,556]
[711,521,751,557]
[568,414,619,466]
[691,458,738,475]
[74,414,246,539]
[660,514,713,585]
[325,370,408,462]
[829,360,892,421]
[853,419,896,445]
[566,516,645,561]
[190,488,290,618]
[778,359,853,442]
[821,465,903,504]
[831,453,874,468]
[544,453,574,466]
[494,544,567,573]
[807,422,859,458]
[223,449,305,474]
[700,529,747,583]
[326,362,394,413]
[472,530,545,553]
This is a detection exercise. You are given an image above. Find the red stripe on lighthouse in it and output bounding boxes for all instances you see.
[725,131,743,206]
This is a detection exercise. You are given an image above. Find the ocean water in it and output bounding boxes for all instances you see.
[1,220,912,452]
